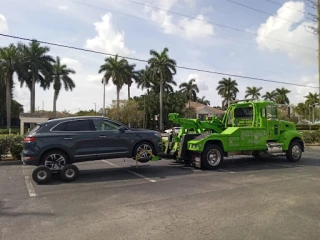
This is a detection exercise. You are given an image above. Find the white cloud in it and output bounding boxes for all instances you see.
[58,5,68,11]
[290,74,318,104]
[185,73,209,92]
[0,14,9,33]
[144,1,214,40]
[255,1,317,65]
[85,13,135,56]
[179,15,214,39]
[61,57,82,72]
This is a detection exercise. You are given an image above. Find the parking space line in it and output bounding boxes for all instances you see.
[102,160,157,183]
[22,166,36,197]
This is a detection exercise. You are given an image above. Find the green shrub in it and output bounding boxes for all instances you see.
[301,130,320,144]
[296,125,320,131]
[0,135,24,160]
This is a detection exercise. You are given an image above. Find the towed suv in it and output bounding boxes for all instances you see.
[22,116,163,170]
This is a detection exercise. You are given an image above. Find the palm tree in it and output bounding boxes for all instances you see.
[99,54,128,108]
[136,66,152,93]
[18,40,55,114]
[262,90,278,101]
[275,87,291,105]
[179,78,199,103]
[245,86,262,100]
[216,77,239,109]
[148,47,177,131]
[304,92,319,123]
[304,92,319,106]
[123,61,139,100]
[0,44,20,129]
[295,102,309,118]
[197,96,210,106]
[45,57,76,118]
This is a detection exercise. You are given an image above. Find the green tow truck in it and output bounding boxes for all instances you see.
[162,99,304,169]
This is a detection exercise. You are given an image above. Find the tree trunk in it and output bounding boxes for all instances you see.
[31,72,36,113]
[5,75,11,129]
[128,84,131,100]
[53,91,58,118]
[159,77,164,131]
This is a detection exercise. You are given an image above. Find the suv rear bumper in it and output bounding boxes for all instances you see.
[21,153,40,166]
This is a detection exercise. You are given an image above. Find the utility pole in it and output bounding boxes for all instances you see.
[102,77,106,116]
[317,0,320,96]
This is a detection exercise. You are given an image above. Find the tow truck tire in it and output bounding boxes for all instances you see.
[286,141,302,162]
[201,144,224,170]
[32,166,52,184]
[60,164,79,182]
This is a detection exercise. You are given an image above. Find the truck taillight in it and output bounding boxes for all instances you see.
[24,137,36,143]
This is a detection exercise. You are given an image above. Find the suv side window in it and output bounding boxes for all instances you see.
[93,119,122,131]
[52,120,95,131]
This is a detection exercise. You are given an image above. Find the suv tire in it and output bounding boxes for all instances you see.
[41,150,68,171]
[133,141,155,163]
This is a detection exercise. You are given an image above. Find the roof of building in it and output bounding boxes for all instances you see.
[187,101,225,115]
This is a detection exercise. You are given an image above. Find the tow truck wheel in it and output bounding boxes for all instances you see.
[32,166,52,184]
[286,141,302,162]
[60,164,79,182]
[201,144,224,169]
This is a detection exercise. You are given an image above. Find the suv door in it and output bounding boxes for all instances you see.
[92,118,131,159]
[51,119,97,161]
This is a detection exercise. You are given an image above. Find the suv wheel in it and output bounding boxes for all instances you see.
[201,144,224,169]
[133,142,154,163]
[42,150,68,171]
[32,166,52,184]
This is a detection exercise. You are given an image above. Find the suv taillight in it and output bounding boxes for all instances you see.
[24,137,36,143]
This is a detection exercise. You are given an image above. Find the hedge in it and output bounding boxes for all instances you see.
[0,135,24,160]
[296,125,320,130]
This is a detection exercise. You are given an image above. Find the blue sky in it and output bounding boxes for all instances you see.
[0,0,318,113]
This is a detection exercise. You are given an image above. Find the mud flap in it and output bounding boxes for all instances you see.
[192,153,201,169]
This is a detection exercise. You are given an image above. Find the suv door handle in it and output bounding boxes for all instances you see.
[99,135,107,138]
[64,137,72,140]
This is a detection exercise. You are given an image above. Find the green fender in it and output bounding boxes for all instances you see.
[278,130,304,151]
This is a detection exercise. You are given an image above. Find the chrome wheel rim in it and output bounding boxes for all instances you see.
[66,169,75,178]
[45,154,66,170]
[207,149,221,166]
[292,145,301,160]
[37,170,47,180]
[137,144,152,158]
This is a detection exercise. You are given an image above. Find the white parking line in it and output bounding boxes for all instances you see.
[22,166,36,197]
[102,160,157,183]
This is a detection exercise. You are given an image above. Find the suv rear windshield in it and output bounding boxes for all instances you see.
[27,124,42,135]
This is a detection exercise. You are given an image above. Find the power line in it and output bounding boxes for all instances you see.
[64,0,261,48]
[262,0,306,14]
[225,0,307,27]
[63,0,317,59]
[118,0,317,51]
[0,33,317,89]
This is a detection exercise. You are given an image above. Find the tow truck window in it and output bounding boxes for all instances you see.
[234,107,253,119]
[266,105,277,118]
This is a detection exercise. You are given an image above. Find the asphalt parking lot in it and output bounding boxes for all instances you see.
[1,149,320,240]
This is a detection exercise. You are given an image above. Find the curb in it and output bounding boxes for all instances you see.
[0,160,23,166]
